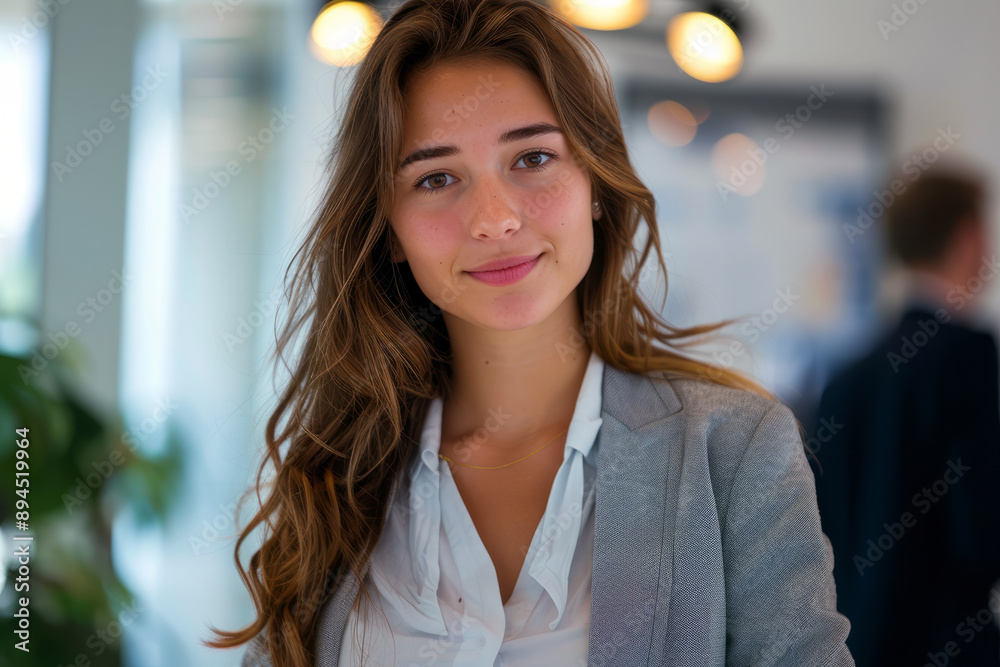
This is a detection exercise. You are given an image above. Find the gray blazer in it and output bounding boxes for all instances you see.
[241,363,855,666]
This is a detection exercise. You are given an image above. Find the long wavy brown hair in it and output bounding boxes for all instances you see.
[205,0,807,664]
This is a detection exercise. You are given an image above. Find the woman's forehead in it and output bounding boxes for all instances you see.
[398,61,556,145]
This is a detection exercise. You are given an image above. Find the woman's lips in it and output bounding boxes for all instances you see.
[465,253,542,286]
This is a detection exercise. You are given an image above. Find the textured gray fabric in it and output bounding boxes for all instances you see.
[241,363,855,666]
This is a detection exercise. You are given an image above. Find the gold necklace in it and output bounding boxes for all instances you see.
[438,428,569,470]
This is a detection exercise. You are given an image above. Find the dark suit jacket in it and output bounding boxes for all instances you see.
[810,303,1000,666]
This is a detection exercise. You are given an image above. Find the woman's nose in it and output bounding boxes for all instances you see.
[468,181,521,239]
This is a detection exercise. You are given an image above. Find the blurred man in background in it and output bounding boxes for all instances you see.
[810,166,1000,666]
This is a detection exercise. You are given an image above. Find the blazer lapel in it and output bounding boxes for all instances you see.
[588,364,684,667]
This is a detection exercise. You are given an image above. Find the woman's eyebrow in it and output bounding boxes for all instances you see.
[396,121,562,173]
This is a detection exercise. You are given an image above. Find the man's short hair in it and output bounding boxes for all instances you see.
[884,167,987,267]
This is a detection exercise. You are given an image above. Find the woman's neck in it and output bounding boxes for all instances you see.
[440,296,592,456]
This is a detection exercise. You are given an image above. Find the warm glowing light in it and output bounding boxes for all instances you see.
[309,1,383,67]
[711,133,765,197]
[667,12,743,83]
[647,101,698,147]
[549,0,649,31]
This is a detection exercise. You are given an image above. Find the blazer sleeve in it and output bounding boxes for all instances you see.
[722,401,856,667]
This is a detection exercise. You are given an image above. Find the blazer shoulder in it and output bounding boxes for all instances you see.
[645,373,802,517]
[604,363,781,433]
[649,371,784,430]
[662,374,798,468]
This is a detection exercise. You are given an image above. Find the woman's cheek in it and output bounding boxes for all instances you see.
[537,188,586,232]
[415,224,461,269]
[406,223,462,288]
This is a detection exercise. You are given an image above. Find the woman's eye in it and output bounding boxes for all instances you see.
[515,151,554,170]
[415,172,457,192]
[413,151,556,195]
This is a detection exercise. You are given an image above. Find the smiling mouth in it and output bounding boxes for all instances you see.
[464,253,543,286]
[465,253,543,273]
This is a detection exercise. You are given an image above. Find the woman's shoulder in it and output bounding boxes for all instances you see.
[636,370,807,510]
[641,368,791,434]
[603,363,798,460]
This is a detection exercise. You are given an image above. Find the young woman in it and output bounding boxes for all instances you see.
[207,0,855,664]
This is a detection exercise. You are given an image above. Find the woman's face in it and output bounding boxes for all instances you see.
[388,58,599,332]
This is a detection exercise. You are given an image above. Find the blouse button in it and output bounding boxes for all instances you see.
[476,636,486,648]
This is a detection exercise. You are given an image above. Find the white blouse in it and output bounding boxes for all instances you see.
[338,350,605,666]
